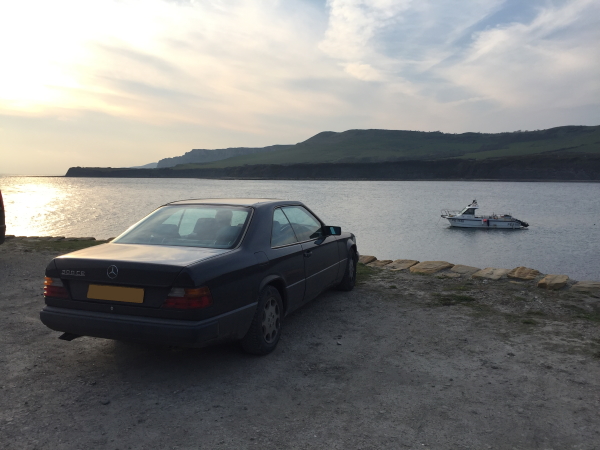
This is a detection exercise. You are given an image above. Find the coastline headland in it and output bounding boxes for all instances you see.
[65,152,600,181]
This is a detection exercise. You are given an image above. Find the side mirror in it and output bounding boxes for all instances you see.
[323,226,341,236]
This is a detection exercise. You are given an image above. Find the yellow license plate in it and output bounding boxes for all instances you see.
[87,284,144,303]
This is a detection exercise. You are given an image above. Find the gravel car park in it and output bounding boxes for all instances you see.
[40,199,358,354]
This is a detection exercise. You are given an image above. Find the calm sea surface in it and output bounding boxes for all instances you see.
[1,176,599,280]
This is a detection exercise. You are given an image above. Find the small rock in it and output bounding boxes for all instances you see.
[100,399,110,405]
[450,264,481,275]
[571,281,600,293]
[507,267,540,281]
[439,272,461,278]
[358,255,377,265]
[385,259,419,271]
[410,261,454,274]
[367,260,393,268]
[472,268,510,280]
[537,274,569,290]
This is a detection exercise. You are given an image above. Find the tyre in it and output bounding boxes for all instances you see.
[337,248,357,291]
[241,285,283,355]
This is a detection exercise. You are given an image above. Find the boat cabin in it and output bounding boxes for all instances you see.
[459,200,479,216]
[460,207,478,216]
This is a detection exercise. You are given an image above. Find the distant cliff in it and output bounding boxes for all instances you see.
[66,152,600,181]
[156,145,292,168]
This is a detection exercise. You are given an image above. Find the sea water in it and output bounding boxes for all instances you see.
[1,176,599,280]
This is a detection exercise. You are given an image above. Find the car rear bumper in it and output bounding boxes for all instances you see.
[40,303,257,347]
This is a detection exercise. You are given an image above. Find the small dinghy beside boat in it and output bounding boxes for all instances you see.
[441,200,529,229]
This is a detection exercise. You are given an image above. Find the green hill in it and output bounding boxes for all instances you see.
[173,125,600,170]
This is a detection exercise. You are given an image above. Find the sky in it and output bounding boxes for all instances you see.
[1,0,599,175]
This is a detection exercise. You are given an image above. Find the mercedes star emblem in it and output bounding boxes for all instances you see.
[107,265,119,279]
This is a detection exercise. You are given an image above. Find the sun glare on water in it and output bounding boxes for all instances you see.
[2,179,73,237]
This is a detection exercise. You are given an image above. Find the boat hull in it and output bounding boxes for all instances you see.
[445,217,522,229]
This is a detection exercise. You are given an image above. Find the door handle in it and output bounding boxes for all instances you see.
[303,250,312,257]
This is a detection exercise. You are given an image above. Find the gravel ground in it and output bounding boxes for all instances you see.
[1,240,599,450]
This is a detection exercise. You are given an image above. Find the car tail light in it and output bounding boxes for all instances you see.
[44,277,69,298]
[162,286,213,309]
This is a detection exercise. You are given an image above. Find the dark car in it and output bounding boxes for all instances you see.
[40,199,358,354]
[0,190,5,245]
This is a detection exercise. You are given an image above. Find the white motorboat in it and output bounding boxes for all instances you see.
[441,200,529,229]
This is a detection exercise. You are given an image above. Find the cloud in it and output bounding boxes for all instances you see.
[0,0,599,174]
[441,0,600,109]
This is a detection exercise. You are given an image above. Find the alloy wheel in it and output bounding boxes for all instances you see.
[261,297,280,344]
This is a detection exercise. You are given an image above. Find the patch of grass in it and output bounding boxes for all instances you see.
[562,304,600,322]
[388,285,398,289]
[444,285,470,292]
[20,239,108,253]
[521,319,538,325]
[356,263,376,284]
[434,293,477,306]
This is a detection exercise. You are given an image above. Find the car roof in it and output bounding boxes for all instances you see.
[166,198,299,207]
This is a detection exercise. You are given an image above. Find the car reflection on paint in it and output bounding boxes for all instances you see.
[40,199,358,355]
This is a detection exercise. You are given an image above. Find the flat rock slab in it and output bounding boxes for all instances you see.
[507,267,541,281]
[358,255,377,265]
[438,272,462,278]
[410,261,454,274]
[450,264,481,276]
[384,259,419,271]
[571,281,600,293]
[538,274,569,290]
[368,260,393,268]
[472,268,511,280]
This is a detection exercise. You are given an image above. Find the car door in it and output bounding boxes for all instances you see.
[281,206,340,302]
[268,208,306,313]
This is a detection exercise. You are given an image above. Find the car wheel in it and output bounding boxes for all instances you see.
[337,248,357,291]
[241,285,283,355]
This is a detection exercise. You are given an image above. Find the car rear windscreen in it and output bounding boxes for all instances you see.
[113,205,252,249]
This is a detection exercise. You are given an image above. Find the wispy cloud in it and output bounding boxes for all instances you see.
[0,0,598,174]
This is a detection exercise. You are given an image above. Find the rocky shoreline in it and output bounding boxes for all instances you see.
[65,152,600,181]
[358,254,600,292]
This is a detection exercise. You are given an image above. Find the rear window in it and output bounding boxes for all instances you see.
[113,205,252,249]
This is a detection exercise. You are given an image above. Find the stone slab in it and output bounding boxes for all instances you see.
[438,272,462,278]
[409,261,454,275]
[385,259,419,271]
[450,264,481,276]
[571,281,600,293]
[368,260,393,268]
[537,274,569,290]
[472,268,511,280]
[507,267,540,281]
[358,255,377,265]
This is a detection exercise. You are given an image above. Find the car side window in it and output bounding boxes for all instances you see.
[281,206,322,242]
[271,208,298,247]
